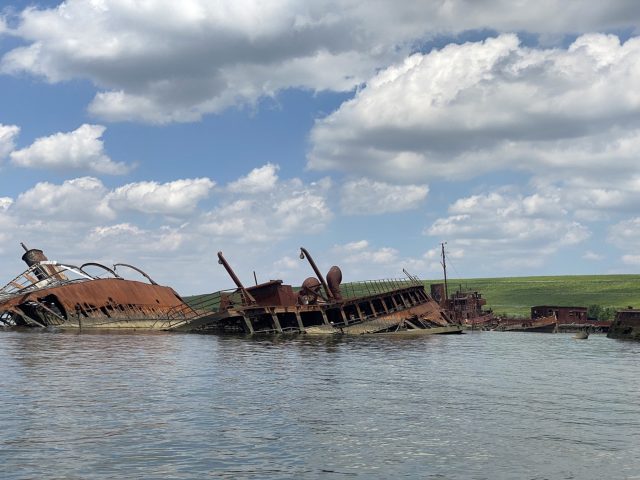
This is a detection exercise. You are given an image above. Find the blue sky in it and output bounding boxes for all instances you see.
[1,1,640,294]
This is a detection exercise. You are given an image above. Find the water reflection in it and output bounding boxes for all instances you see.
[1,330,639,479]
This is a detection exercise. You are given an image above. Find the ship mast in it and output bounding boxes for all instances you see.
[441,242,449,301]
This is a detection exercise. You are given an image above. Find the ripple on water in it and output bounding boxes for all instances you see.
[0,330,639,479]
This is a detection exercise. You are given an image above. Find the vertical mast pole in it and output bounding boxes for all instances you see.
[441,242,449,301]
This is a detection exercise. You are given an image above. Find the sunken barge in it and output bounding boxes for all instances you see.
[169,248,462,336]
[0,244,193,330]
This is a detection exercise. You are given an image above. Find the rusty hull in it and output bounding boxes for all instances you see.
[608,309,640,340]
[176,248,463,336]
[1,277,193,329]
[0,246,195,329]
[495,314,558,333]
[1,278,189,328]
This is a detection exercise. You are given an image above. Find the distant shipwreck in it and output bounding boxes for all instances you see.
[608,308,640,340]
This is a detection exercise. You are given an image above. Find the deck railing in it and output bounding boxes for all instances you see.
[339,277,423,300]
[166,276,424,322]
[166,289,249,321]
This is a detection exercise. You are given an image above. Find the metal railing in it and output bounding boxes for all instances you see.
[164,275,424,323]
[0,262,95,301]
[166,289,248,321]
[339,277,423,300]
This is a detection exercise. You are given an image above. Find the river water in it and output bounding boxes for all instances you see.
[0,330,638,479]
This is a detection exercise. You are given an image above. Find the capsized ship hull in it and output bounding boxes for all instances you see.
[0,246,195,330]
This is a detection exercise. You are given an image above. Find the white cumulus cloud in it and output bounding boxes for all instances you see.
[622,254,640,265]
[582,251,604,261]
[200,177,332,243]
[426,189,590,270]
[332,240,397,265]
[227,163,279,194]
[9,176,218,221]
[86,223,185,254]
[108,178,215,215]
[14,177,114,221]
[329,239,436,281]
[608,217,640,265]
[308,34,640,185]
[0,124,20,160]
[532,174,640,221]
[9,124,131,174]
[340,178,428,214]
[3,1,639,123]
[0,168,337,293]
[0,197,13,211]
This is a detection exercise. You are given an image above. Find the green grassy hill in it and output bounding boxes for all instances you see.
[431,274,640,317]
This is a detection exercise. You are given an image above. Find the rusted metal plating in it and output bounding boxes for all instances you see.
[173,247,460,335]
[0,245,192,329]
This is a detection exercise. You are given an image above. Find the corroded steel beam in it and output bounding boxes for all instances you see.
[217,251,256,305]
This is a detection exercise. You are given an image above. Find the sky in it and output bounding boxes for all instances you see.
[1,0,640,295]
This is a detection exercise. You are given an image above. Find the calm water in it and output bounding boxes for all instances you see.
[0,330,638,479]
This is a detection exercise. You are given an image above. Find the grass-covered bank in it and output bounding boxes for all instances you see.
[428,274,640,317]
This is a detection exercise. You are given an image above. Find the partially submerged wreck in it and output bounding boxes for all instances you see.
[0,244,192,329]
[169,248,462,335]
[431,283,496,329]
[1,244,461,336]
[429,243,496,330]
[607,308,640,340]
[494,314,558,333]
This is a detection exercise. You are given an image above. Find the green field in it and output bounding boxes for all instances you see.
[430,274,640,317]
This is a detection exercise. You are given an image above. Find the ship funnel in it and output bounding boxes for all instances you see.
[21,244,48,268]
[21,247,47,280]
[20,243,67,281]
[326,266,343,301]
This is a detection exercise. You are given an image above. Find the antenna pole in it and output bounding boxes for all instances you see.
[441,242,449,301]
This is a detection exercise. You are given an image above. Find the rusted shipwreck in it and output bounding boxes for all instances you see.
[0,244,191,329]
[493,314,558,333]
[1,244,462,336]
[169,248,463,336]
[428,243,496,330]
[607,307,640,340]
[430,283,496,330]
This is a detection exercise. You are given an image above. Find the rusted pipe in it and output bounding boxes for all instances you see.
[299,247,333,300]
[217,252,256,305]
[81,262,121,278]
[113,263,158,285]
